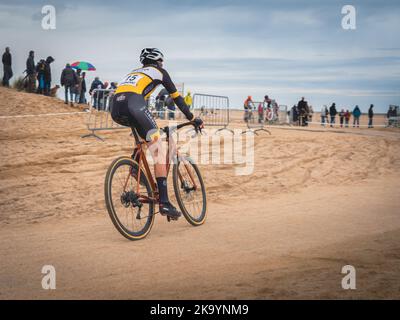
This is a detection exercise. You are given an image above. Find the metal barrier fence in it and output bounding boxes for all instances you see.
[387,116,400,127]
[81,89,126,141]
[277,105,290,125]
[193,93,233,133]
[242,101,271,135]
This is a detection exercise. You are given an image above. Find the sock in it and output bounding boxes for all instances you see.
[156,177,169,204]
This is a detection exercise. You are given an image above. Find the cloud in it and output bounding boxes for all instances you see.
[0,0,399,111]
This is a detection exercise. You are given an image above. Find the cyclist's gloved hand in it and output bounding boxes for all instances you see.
[193,117,204,129]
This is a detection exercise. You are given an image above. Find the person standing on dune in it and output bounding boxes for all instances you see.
[79,72,87,104]
[36,59,46,94]
[2,47,13,87]
[43,56,54,96]
[74,68,82,104]
[60,63,78,106]
[26,50,36,93]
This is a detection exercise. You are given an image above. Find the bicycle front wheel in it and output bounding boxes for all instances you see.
[104,157,155,240]
[173,156,207,226]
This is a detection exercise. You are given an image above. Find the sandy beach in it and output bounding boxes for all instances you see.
[0,87,399,299]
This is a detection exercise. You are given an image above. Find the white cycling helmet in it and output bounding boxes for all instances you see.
[140,48,164,64]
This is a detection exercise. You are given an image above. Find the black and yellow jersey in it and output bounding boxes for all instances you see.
[115,64,194,120]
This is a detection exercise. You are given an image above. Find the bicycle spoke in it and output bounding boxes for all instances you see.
[175,159,205,222]
[109,161,152,236]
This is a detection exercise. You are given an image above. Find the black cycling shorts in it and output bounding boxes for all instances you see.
[111,92,160,142]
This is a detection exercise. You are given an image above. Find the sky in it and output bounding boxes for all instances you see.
[0,0,399,112]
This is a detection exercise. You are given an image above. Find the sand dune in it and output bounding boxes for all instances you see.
[0,87,399,299]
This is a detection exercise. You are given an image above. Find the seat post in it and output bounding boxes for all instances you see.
[131,127,141,145]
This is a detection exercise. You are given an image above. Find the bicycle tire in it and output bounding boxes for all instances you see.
[173,156,207,226]
[104,157,155,240]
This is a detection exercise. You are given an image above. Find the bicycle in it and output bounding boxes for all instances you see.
[104,121,207,240]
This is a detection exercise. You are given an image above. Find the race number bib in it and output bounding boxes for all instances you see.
[120,73,143,87]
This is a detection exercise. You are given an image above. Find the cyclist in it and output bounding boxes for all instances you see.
[111,48,203,219]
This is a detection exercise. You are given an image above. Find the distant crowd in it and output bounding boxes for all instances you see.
[290,98,398,128]
[2,46,194,114]
[243,94,398,128]
[1,46,116,108]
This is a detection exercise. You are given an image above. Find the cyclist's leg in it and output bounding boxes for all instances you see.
[126,95,165,172]
[126,94,180,217]
[111,92,166,176]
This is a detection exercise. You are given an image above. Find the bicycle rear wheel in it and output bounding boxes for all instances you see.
[173,156,207,226]
[104,157,155,240]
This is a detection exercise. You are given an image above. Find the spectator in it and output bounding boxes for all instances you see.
[329,103,337,127]
[74,68,82,103]
[258,102,264,123]
[291,105,298,125]
[102,81,114,111]
[60,63,78,105]
[344,109,351,128]
[352,105,361,128]
[109,81,117,90]
[155,88,169,119]
[386,106,398,127]
[89,77,104,109]
[43,56,54,95]
[368,104,374,128]
[184,91,193,110]
[297,97,309,126]
[264,95,272,107]
[321,105,328,126]
[243,96,253,123]
[79,72,87,104]
[339,109,345,128]
[2,47,13,87]
[25,50,36,92]
[156,88,168,100]
[36,59,46,94]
